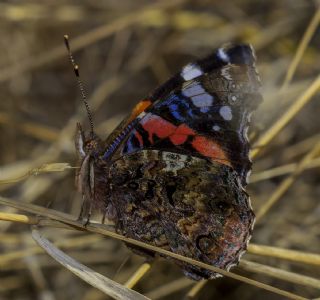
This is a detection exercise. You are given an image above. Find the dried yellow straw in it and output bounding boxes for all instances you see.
[248,244,320,266]
[0,163,74,185]
[186,280,208,299]
[281,8,320,90]
[250,157,320,182]
[0,0,185,83]
[240,260,320,290]
[251,75,320,159]
[0,196,309,300]
[256,141,320,221]
[145,277,193,299]
[124,263,152,289]
[0,212,38,225]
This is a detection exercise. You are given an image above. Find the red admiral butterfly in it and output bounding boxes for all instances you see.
[70,39,262,280]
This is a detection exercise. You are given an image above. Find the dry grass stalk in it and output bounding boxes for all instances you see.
[0,196,312,300]
[186,279,207,299]
[145,277,193,299]
[251,75,320,159]
[281,8,320,90]
[0,163,73,184]
[239,260,320,290]
[250,157,320,182]
[32,229,149,300]
[124,263,152,289]
[248,244,320,266]
[0,0,185,83]
[0,212,38,224]
[256,141,320,221]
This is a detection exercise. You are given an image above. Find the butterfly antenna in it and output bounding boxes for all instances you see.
[64,35,94,136]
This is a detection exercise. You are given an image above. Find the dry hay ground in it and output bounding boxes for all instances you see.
[0,1,319,300]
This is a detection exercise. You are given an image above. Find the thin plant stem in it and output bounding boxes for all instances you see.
[251,75,320,159]
[124,263,152,289]
[256,141,320,221]
[281,8,320,90]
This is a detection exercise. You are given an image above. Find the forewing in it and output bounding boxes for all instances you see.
[106,150,254,279]
[101,45,262,186]
[116,60,261,184]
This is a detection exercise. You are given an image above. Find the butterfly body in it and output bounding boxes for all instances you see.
[75,44,262,279]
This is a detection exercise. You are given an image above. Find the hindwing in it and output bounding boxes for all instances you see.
[106,150,255,279]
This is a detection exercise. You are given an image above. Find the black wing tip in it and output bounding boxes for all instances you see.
[222,43,256,66]
[195,43,257,74]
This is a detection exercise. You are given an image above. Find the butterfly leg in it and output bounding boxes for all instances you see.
[101,213,106,224]
[83,204,92,227]
[77,196,92,226]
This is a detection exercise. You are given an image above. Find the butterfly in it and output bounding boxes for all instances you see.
[73,42,262,280]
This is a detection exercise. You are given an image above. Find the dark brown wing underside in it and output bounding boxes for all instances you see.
[106,150,254,279]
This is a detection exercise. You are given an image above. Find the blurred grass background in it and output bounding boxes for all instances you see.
[0,0,319,299]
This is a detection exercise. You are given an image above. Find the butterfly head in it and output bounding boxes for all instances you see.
[75,122,103,160]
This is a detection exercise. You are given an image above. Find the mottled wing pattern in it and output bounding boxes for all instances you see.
[113,45,261,184]
[106,150,254,279]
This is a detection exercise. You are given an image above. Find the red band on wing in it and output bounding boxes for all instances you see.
[142,115,176,143]
[134,130,143,147]
[170,124,196,145]
[141,115,195,145]
[191,136,231,166]
[141,114,230,166]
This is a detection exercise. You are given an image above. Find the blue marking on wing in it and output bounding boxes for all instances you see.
[169,103,186,122]
[200,107,210,113]
[102,121,135,160]
[157,93,195,120]
[124,137,135,154]
[121,129,143,155]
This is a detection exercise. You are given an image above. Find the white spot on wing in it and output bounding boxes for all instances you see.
[182,83,205,97]
[212,125,220,131]
[181,63,203,80]
[137,111,147,119]
[231,95,237,102]
[217,48,229,63]
[191,93,213,107]
[182,82,214,108]
[219,106,232,120]
[221,66,232,80]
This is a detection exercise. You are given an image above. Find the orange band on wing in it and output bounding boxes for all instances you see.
[128,99,152,123]
[191,136,231,166]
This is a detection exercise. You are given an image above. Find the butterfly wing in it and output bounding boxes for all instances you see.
[102,45,261,184]
[110,45,261,185]
[104,44,248,146]
[106,150,254,279]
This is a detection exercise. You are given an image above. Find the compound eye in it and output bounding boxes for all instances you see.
[85,140,95,151]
